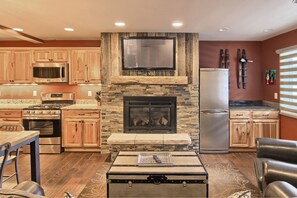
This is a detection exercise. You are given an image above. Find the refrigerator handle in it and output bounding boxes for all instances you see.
[201,111,229,114]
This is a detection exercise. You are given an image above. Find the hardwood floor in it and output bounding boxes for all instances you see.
[2,152,257,198]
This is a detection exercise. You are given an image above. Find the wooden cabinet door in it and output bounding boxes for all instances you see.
[34,50,68,62]
[82,119,100,147]
[51,50,68,62]
[0,51,11,83]
[230,120,251,147]
[34,50,51,62]
[11,51,33,83]
[87,51,101,83]
[71,50,87,84]
[250,120,280,147]
[62,119,83,147]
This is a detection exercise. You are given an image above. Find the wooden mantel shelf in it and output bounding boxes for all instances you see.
[111,76,188,85]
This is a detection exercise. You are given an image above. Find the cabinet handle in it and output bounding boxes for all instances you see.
[236,113,243,116]
[262,114,269,116]
[4,113,11,115]
[3,119,18,121]
[75,123,78,132]
[78,113,85,116]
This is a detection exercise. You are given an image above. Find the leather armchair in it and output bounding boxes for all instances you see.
[264,181,297,198]
[254,138,297,196]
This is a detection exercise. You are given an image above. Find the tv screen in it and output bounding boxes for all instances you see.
[122,37,176,70]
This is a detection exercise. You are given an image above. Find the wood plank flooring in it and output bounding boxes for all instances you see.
[2,152,257,198]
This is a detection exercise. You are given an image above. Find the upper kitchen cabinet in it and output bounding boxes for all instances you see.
[70,50,101,84]
[0,50,33,84]
[34,50,68,62]
[0,51,11,83]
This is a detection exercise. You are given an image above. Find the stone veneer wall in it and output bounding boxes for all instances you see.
[99,32,199,153]
[100,84,199,152]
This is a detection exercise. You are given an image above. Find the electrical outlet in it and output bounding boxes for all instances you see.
[274,92,278,99]
[33,90,37,96]
[87,91,92,97]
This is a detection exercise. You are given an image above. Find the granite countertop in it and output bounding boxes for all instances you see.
[62,104,101,110]
[0,104,33,110]
[229,100,279,110]
[229,105,278,110]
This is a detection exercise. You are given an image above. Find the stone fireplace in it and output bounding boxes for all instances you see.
[123,96,177,133]
[99,32,199,153]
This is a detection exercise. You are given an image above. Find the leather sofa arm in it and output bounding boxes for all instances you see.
[264,181,297,198]
[263,160,297,189]
[256,138,297,164]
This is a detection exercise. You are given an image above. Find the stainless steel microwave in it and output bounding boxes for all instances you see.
[32,63,69,83]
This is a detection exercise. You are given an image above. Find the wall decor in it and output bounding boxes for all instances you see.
[237,49,253,89]
[265,70,276,85]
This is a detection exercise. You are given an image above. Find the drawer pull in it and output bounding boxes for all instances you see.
[128,181,132,188]
[4,113,11,115]
[78,113,85,116]
[236,114,243,116]
[262,114,269,116]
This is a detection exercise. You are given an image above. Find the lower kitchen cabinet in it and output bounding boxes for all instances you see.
[0,110,23,125]
[229,119,251,147]
[250,119,279,147]
[229,109,279,149]
[62,109,101,150]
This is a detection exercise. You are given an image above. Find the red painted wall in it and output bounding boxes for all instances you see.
[199,41,262,100]
[261,29,297,140]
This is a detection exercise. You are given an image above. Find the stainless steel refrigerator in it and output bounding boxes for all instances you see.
[200,68,229,153]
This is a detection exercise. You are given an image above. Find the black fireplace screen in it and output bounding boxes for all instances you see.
[124,96,176,133]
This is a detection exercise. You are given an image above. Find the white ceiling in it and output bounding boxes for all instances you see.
[1,0,297,41]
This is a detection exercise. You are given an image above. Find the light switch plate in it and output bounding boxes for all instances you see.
[274,92,278,99]
[88,91,92,97]
[33,90,37,96]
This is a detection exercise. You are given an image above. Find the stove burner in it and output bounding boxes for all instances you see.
[26,104,71,110]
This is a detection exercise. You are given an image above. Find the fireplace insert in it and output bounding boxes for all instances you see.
[124,96,176,133]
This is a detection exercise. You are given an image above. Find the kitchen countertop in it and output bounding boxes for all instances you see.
[62,104,101,110]
[229,105,278,110]
[0,104,33,110]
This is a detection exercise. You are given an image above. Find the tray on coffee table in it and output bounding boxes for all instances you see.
[137,152,173,167]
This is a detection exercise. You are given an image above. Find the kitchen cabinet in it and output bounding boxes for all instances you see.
[229,111,251,147]
[70,50,101,84]
[250,111,279,147]
[33,50,68,62]
[0,50,33,84]
[62,109,101,150]
[0,51,11,83]
[0,110,23,125]
[230,109,279,149]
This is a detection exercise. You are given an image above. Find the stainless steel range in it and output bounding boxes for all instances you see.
[22,92,75,154]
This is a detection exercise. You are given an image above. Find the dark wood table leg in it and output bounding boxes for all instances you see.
[30,137,40,184]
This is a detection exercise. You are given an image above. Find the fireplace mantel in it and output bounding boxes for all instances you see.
[110,76,188,85]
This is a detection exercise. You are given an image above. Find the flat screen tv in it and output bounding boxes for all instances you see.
[122,37,176,70]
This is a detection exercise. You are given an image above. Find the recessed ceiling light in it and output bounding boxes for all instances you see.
[115,22,126,27]
[13,28,23,32]
[264,29,274,32]
[172,22,183,28]
[218,27,229,32]
[64,27,74,32]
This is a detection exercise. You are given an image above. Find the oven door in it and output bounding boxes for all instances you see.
[23,118,61,138]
